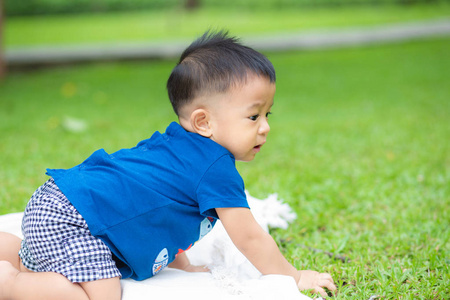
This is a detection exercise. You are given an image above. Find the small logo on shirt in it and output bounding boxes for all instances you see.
[152,248,169,275]
[199,217,214,240]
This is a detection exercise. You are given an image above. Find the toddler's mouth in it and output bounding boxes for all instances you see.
[253,144,263,152]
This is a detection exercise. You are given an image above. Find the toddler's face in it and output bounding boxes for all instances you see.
[208,75,276,161]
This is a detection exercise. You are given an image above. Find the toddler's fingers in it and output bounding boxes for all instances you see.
[321,279,337,294]
[314,286,328,298]
[321,278,336,290]
[320,272,334,282]
[319,273,337,291]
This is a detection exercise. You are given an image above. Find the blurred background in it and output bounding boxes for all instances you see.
[1,0,450,70]
[2,0,450,48]
[0,1,449,298]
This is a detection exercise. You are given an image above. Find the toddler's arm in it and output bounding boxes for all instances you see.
[216,207,336,298]
[168,251,209,272]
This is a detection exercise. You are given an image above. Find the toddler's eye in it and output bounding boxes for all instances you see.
[249,115,259,121]
[266,112,272,118]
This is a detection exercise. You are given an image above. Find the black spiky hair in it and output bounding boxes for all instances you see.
[167,30,276,115]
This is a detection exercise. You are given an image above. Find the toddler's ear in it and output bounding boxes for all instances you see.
[190,109,212,138]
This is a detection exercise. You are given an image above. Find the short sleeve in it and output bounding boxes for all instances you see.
[196,155,249,218]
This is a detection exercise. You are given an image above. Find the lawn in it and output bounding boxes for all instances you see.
[5,3,450,47]
[0,36,449,298]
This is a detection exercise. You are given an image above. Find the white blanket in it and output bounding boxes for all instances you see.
[0,192,312,300]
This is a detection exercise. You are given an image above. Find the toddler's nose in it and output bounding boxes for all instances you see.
[259,119,270,135]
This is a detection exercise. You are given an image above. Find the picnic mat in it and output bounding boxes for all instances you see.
[0,192,313,300]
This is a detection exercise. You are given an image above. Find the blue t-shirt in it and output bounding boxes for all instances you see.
[46,122,249,281]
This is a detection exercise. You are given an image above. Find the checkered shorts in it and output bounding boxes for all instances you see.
[19,178,122,283]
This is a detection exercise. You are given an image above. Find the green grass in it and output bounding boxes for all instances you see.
[1,38,449,298]
[5,3,450,47]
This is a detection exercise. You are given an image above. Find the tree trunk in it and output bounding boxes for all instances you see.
[185,0,200,10]
[0,0,5,78]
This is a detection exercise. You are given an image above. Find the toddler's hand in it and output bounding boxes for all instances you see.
[183,264,210,273]
[297,270,336,298]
